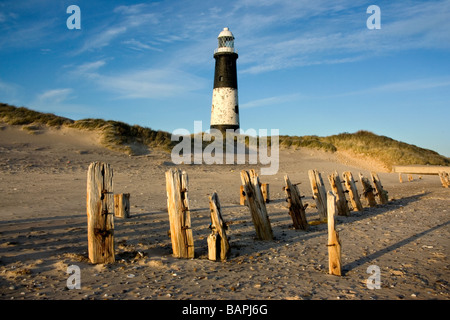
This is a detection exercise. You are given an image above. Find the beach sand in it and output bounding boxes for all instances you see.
[0,124,448,301]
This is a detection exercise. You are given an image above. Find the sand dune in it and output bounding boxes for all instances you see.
[0,124,448,301]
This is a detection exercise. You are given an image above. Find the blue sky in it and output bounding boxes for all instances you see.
[1,0,449,156]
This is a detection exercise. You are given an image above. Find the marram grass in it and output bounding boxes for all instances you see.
[1,103,448,168]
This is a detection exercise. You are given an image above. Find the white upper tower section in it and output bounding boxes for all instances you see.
[214,27,236,54]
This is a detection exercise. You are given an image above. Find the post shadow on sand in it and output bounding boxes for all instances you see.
[0,213,86,227]
[96,189,437,263]
[0,187,433,270]
[150,190,434,259]
[330,191,433,224]
[187,190,435,259]
[342,219,450,275]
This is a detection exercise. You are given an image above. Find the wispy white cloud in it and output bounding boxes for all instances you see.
[75,3,159,54]
[122,39,163,52]
[0,10,19,24]
[76,26,127,54]
[113,3,149,15]
[97,69,206,99]
[71,60,206,99]
[0,78,21,104]
[0,78,18,94]
[241,94,301,109]
[64,0,450,99]
[75,60,107,74]
[3,0,449,67]
[29,87,96,117]
[373,78,450,93]
[0,17,57,49]
[336,77,450,97]
[30,87,99,117]
[233,0,450,74]
[37,88,74,104]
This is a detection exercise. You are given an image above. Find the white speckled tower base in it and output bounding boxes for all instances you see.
[211,87,239,130]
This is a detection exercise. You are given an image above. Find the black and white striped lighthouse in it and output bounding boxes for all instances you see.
[210,27,239,132]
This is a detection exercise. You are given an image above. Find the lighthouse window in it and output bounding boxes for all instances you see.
[235,105,239,114]
[219,37,234,48]
[219,76,224,82]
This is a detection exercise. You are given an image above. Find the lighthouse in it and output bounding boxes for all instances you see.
[210,27,239,132]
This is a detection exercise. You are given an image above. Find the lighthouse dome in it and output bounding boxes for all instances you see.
[218,27,234,39]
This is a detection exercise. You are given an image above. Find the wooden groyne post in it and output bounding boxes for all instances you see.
[207,192,230,261]
[114,193,130,218]
[240,185,247,206]
[165,169,194,259]
[308,169,328,221]
[439,172,449,188]
[359,173,377,207]
[371,172,389,204]
[328,171,350,216]
[241,183,269,205]
[327,192,341,276]
[261,183,270,203]
[284,175,308,230]
[240,170,274,240]
[86,162,115,264]
[342,171,363,212]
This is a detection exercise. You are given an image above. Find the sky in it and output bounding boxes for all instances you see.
[0,0,449,156]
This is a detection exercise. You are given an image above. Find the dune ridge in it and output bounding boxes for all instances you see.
[0,102,449,301]
[1,103,449,170]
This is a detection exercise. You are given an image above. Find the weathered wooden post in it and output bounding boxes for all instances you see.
[165,169,194,259]
[240,169,274,240]
[443,172,450,188]
[408,174,414,182]
[327,191,341,276]
[371,172,389,204]
[86,162,115,264]
[328,171,350,216]
[114,193,130,218]
[342,171,363,212]
[359,173,377,207]
[308,169,327,221]
[240,185,247,206]
[439,172,449,188]
[207,192,230,261]
[398,173,403,183]
[284,175,308,230]
[245,180,269,204]
[261,183,270,203]
[207,233,219,261]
